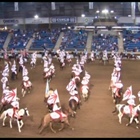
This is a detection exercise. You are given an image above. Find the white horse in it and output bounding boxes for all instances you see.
[81,85,89,101]
[102,52,109,65]
[0,107,30,132]
[112,104,140,129]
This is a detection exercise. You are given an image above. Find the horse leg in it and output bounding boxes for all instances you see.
[2,116,7,126]
[22,88,26,97]
[118,112,123,124]
[69,100,77,117]
[9,118,13,128]
[62,118,74,131]
[134,118,139,129]
[49,122,56,133]
[58,122,65,131]
[38,116,50,134]
[17,120,21,132]
[126,116,135,128]
[19,120,24,129]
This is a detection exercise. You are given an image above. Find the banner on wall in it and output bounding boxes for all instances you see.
[14,2,19,11]
[89,2,93,9]
[51,17,76,23]
[131,2,136,20]
[51,2,55,10]
[3,19,19,24]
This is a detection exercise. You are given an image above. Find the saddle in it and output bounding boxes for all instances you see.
[50,110,66,122]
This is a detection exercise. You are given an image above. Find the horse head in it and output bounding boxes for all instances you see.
[24,108,30,116]
[135,104,140,115]
[18,108,30,116]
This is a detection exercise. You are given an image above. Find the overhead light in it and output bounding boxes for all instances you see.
[34,15,39,19]
[81,14,85,17]
[102,9,109,14]
[96,10,100,13]
[110,10,114,13]
[96,26,106,29]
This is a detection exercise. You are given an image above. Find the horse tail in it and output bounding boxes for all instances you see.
[0,104,5,114]
[0,111,5,119]
[69,99,77,112]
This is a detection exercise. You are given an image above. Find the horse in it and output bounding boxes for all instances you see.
[74,75,81,87]
[112,87,123,104]
[112,104,140,129]
[81,85,90,101]
[21,80,33,97]
[0,107,30,132]
[59,60,65,70]
[11,71,18,80]
[102,53,109,65]
[43,68,54,83]
[38,108,74,134]
[68,94,81,118]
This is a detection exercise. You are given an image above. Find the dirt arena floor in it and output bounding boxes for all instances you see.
[0,57,140,138]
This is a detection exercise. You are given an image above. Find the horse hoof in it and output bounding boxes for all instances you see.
[71,127,74,130]
[126,124,129,126]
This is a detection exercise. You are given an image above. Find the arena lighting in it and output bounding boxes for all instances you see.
[101,9,109,14]
[81,14,85,17]
[112,26,122,29]
[85,26,95,29]
[121,26,140,29]
[112,26,140,29]
[96,10,100,13]
[100,29,108,31]
[34,15,39,19]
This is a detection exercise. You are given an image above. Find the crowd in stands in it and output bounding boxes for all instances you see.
[0,27,140,54]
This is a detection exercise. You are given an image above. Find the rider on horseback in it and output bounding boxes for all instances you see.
[111,80,123,97]
[69,89,81,105]
[11,100,20,119]
[44,88,61,113]
[127,98,136,116]
[1,76,9,90]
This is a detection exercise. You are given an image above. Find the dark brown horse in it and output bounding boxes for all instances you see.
[112,88,123,104]
[68,94,81,118]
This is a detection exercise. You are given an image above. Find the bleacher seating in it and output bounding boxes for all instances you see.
[29,29,60,51]
[0,31,8,49]
[8,29,33,50]
[60,29,88,51]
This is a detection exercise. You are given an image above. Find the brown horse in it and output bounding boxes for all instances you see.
[68,94,81,118]
[38,108,74,134]
[21,80,33,97]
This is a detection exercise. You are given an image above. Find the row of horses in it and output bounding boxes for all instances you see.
[39,55,92,134]
[109,56,140,129]
[0,58,34,132]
